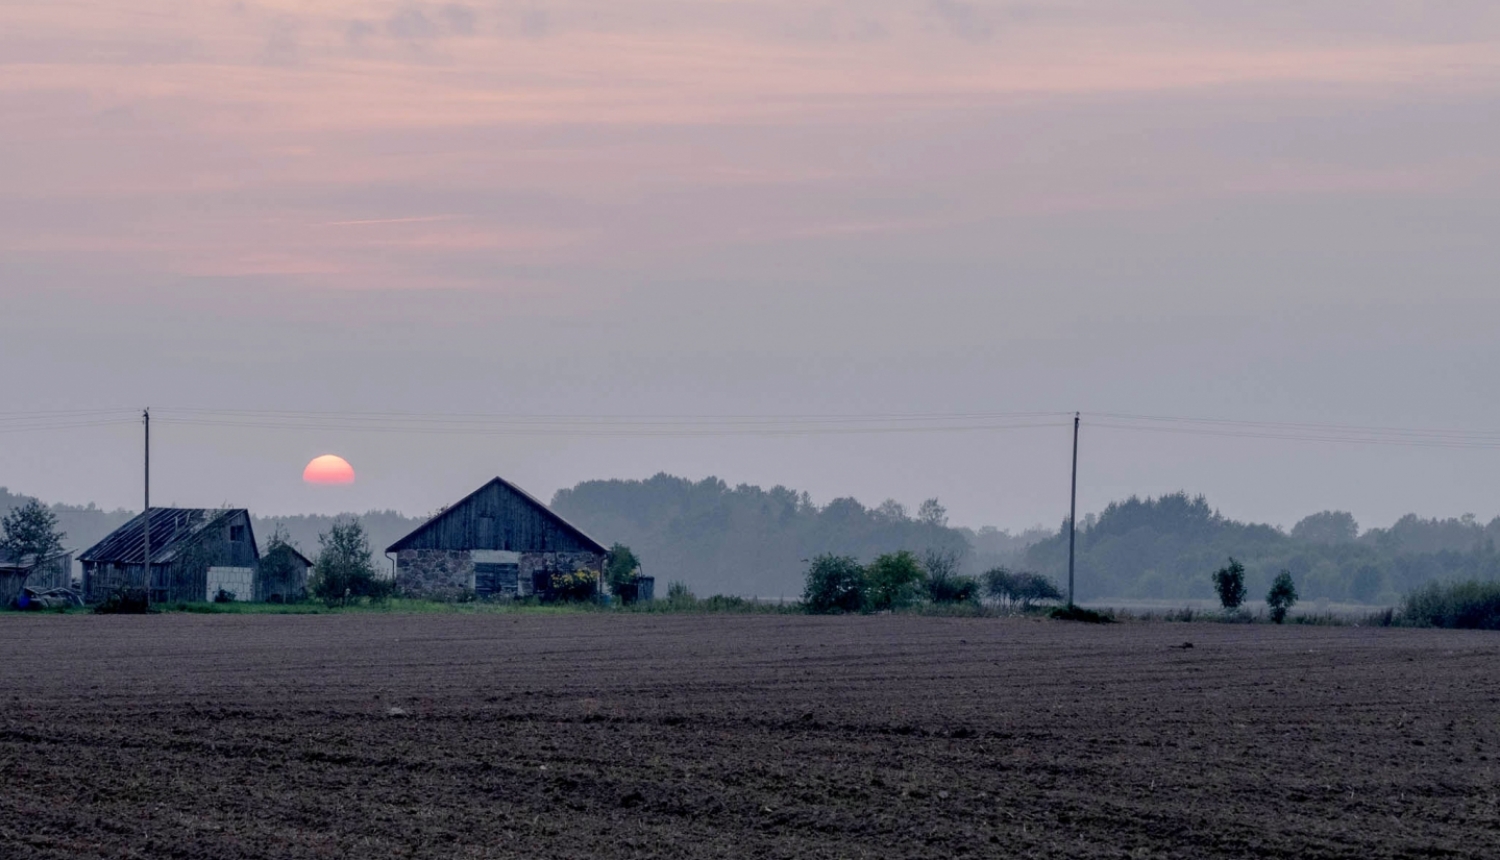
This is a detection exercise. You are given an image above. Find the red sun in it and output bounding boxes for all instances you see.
[303,454,355,485]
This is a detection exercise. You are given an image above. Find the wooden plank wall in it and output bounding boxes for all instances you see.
[401,483,595,553]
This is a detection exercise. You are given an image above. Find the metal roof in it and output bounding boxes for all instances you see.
[77,508,250,565]
[0,549,71,573]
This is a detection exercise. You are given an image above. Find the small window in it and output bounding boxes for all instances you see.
[230,525,246,542]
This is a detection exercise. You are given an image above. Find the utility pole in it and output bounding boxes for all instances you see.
[1068,411,1079,609]
[143,407,150,605]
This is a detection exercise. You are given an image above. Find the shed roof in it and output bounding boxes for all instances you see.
[78,508,255,565]
[386,477,608,554]
[0,549,71,574]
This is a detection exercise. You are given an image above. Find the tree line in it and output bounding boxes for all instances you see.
[1023,493,1500,603]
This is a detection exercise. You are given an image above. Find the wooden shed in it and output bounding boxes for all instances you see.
[255,541,313,603]
[387,477,609,600]
[78,508,261,604]
[0,549,73,607]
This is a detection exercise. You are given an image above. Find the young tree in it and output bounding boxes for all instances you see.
[983,567,1017,605]
[1212,557,1248,611]
[1012,572,1063,609]
[922,548,977,604]
[1266,570,1299,623]
[312,517,386,603]
[917,498,948,528]
[802,554,867,614]
[605,543,642,597]
[0,499,66,585]
[865,550,924,611]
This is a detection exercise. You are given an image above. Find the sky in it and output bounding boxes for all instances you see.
[2,1,1499,533]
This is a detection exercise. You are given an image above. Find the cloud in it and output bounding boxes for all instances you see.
[261,18,299,66]
[519,8,550,40]
[441,4,477,36]
[387,7,439,40]
[928,0,995,42]
[345,19,376,45]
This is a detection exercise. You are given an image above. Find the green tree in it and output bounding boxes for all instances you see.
[0,499,66,587]
[802,554,867,613]
[866,550,924,611]
[1012,572,1062,608]
[605,542,642,597]
[1266,570,1299,623]
[922,548,977,604]
[1290,511,1359,545]
[312,517,387,603]
[1212,557,1248,611]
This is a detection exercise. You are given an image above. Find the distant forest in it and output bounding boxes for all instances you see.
[7,481,1500,604]
[1024,493,1500,604]
[551,474,983,598]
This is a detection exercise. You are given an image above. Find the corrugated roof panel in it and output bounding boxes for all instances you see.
[77,508,243,564]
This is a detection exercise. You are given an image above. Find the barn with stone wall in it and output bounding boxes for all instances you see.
[388,477,608,601]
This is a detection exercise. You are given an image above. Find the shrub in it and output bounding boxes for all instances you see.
[1013,572,1062,608]
[547,569,598,603]
[926,571,979,604]
[986,567,1061,609]
[1400,580,1500,630]
[93,587,151,615]
[665,580,696,609]
[1212,557,1248,611]
[1266,570,1298,623]
[865,551,924,611]
[311,518,390,605]
[1050,605,1114,623]
[213,588,236,604]
[802,554,867,614]
[605,543,643,601]
[922,548,977,604]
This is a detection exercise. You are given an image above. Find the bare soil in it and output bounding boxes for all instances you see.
[2,613,1498,859]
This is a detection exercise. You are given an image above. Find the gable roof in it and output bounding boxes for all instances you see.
[78,508,256,565]
[386,477,608,554]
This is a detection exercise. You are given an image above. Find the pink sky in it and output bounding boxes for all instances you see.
[3,1,1500,528]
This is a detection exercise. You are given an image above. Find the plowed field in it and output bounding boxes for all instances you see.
[2,613,1498,859]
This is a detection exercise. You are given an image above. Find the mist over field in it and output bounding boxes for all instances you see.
[7,477,1497,604]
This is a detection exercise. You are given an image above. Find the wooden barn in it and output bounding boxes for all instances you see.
[0,548,73,607]
[388,477,609,600]
[255,541,313,603]
[78,508,261,604]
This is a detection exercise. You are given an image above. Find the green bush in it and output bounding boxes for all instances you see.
[802,554,867,614]
[926,571,979,604]
[666,580,696,607]
[1401,580,1500,630]
[984,567,1062,609]
[605,543,643,602]
[1266,570,1298,623]
[1049,605,1114,624]
[93,587,151,615]
[865,551,924,611]
[1212,557,1248,610]
[311,518,391,605]
[547,569,599,603]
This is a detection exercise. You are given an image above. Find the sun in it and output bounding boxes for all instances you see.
[303,454,355,485]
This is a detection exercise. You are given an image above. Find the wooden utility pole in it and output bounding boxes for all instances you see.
[1068,411,1079,608]
[143,407,150,604]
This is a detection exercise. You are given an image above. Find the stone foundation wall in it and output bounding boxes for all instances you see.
[397,549,605,600]
[396,549,474,600]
